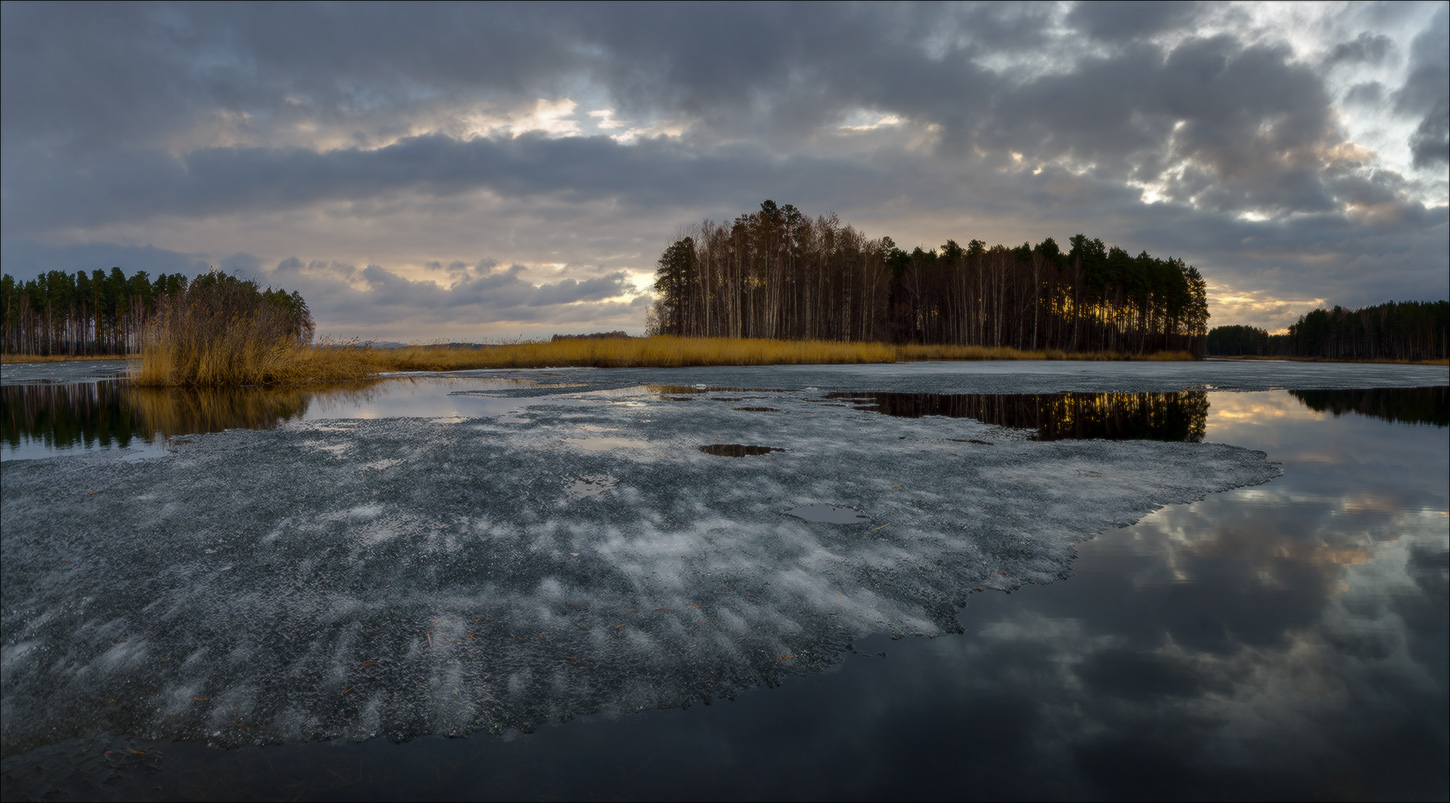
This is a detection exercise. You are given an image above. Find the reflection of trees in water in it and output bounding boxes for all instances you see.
[827,391,1209,442]
[126,385,315,439]
[2,379,387,448]
[1289,387,1448,427]
[2,382,143,450]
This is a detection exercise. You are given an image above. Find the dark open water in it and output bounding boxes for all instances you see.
[1,365,1446,801]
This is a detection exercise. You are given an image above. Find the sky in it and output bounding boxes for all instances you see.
[2,1,1446,340]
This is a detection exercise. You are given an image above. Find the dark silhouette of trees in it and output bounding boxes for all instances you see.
[1,269,313,356]
[1210,302,1447,360]
[647,200,1210,354]
[825,390,1209,441]
[1290,387,1448,427]
[1207,324,1271,356]
[1281,301,1448,361]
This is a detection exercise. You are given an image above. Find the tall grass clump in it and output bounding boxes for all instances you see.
[134,271,373,387]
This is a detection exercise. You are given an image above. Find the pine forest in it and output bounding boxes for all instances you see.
[649,200,1211,355]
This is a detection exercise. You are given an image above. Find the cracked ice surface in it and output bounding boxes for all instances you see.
[1,380,1280,752]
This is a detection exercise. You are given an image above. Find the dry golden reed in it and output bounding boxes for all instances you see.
[0,353,140,364]
[135,271,369,387]
[134,333,1198,387]
[136,334,377,387]
[378,337,898,371]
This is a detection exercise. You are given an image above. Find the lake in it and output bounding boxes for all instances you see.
[1,359,1446,801]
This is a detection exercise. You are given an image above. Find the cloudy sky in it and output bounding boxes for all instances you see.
[2,2,1446,340]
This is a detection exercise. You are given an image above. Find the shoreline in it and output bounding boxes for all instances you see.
[1,353,139,364]
[8,338,1198,377]
[1207,354,1448,366]
[5,344,1444,375]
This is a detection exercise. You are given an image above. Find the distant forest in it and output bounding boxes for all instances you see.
[649,200,1210,354]
[1,269,311,356]
[1207,300,1448,361]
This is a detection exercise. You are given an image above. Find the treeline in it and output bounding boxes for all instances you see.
[1290,387,1448,427]
[551,331,630,341]
[1206,300,1448,360]
[1,268,313,356]
[648,200,1210,354]
[1205,324,1270,356]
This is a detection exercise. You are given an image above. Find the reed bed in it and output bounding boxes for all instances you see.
[0,353,140,364]
[135,333,377,387]
[134,333,1198,387]
[369,338,1196,372]
[378,337,898,371]
[133,271,372,387]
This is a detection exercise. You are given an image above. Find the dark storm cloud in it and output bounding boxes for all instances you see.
[0,2,578,155]
[1344,82,1386,106]
[1393,5,1449,114]
[2,3,979,153]
[4,6,1366,228]
[0,132,886,232]
[1394,5,1449,166]
[1066,0,1202,41]
[2,2,1446,336]
[1326,32,1394,67]
[984,34,1345,215]
[1410,99,1450,167]
[0,238,211,278]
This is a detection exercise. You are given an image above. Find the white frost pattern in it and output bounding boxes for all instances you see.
[0,382,1278,752]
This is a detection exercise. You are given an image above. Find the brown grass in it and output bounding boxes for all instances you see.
[374,338,1198,371]
[135,336,377,386]
[378,337,898,370]
[131,334,1202,387]
[371,338,1197,372]
[1,353,140,364]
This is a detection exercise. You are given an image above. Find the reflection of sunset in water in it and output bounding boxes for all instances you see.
[1205,390,1319,433]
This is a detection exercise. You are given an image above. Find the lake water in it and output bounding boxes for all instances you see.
[1,360,1446,800]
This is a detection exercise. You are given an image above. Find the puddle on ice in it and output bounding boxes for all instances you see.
[582,385,786,401]
[565,474,618,500]
[564,436,651,451]
[698,444,784,456]
[783,504,871,524]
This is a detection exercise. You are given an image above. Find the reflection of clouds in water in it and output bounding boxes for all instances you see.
[925,408,1449,796]
[1210,391,1450,514]
[0,387,1277,752]
[1206,390,1322,437]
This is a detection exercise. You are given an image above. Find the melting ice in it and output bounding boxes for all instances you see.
[0,377,1279,753]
